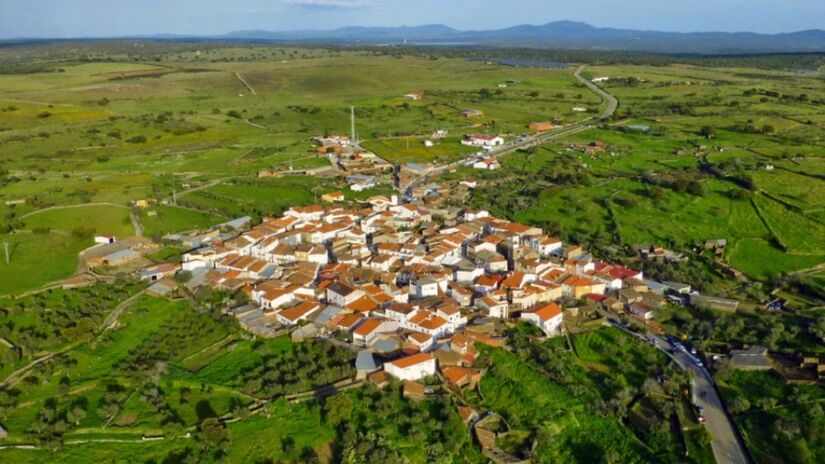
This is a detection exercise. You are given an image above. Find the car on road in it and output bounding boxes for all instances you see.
[695,359,704,368]
[698,415,706,424]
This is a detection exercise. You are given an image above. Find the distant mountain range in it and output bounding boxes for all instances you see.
[217,21,825,54]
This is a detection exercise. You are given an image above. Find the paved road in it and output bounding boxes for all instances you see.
[655,336,750,464]
[573,65,618,120]
[401,65,618,193]
[403,123,594,193]
[602,313,750,464]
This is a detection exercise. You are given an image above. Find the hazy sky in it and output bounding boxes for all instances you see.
[1,0,823,38]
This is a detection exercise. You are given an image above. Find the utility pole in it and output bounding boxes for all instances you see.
[3,241,9,265]
[350,106,356,144]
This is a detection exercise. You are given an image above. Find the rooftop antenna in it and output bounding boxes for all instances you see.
[3,241,9,265]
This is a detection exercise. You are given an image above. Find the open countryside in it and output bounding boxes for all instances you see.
[1,3,825,464]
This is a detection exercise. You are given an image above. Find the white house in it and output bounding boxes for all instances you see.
[472,157,500,170]
[94,235,116,245]
[352,318,398,346]
[384,353,437,381]
[527,235,563,257]
[413,277,439,299]
[462,134,504,150]
[477,295,509,319]
[521,302,563,335]
[591,77,609,83]
[326,282,364,307]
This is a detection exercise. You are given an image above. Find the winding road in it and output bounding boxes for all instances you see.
[573,64,619,120]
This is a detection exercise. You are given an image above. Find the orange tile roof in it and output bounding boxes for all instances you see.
[408,332,432,344]
[353,318,386,337]
[564,275,596,287]
[347,296,379,313]
[336,313,364,330]
[526,302,562,322]
[442,366,478,386]
[278,301,320,322]
[390,352,434,369]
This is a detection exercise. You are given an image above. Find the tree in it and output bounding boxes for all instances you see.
[699,126,716,139]
[730,397,750,413]
[809,317,825,343]
[67,405,86,425]
[198,417,229,450]
[761,125,776,134]
[686,180,705,197]
[647,186,665,200]
[324,393,353,427]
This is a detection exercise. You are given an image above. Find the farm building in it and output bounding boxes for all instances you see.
[102,249,141,267]
[528,121,554,132]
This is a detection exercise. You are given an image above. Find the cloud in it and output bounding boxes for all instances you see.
[285,0,374,8]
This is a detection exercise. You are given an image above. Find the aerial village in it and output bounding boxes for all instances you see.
[79,112,767,429]
[131,188,688,398]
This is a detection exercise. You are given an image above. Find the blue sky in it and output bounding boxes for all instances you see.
[0,0,823,38]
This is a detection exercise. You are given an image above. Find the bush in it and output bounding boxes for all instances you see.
[126,135,147,144]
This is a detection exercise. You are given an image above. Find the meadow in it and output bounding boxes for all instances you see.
[0,46,596,294]
[463,61,825,283]
[3,44,822,294]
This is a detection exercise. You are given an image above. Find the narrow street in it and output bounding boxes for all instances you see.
[603,313,751,464]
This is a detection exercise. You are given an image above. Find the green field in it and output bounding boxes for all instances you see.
[474,327,704,462]
[139,204,224,238]
[363,136,478,164]
[0,232,88,295]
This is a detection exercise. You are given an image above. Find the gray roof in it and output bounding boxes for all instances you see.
[104,249,139,261]
[643,279,668,292]
[147,280,176,296]
[372,338,400,354]
[216,216,252,230]
[313,305,344,324]
[355,350,379,371]
[662,281,691,291]
[730,346,771,369]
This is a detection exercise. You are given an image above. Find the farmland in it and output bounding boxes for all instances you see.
[460,61,825,286]
[0,286,356,463]
[1,44,823,295]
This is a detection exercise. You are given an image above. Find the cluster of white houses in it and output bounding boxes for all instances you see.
[179,201,662,382]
